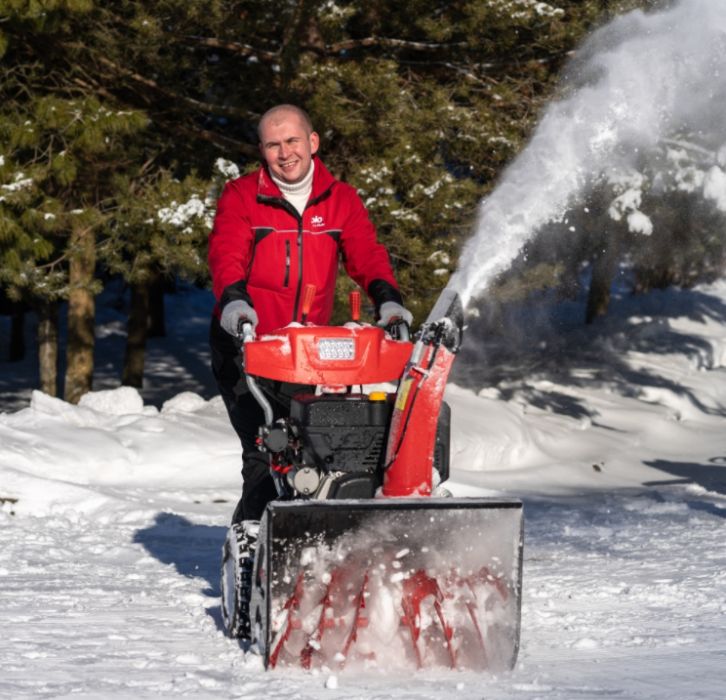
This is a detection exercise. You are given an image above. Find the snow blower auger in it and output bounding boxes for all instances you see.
[221,286,523,673]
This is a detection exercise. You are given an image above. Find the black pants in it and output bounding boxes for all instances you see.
[210,317,312,521]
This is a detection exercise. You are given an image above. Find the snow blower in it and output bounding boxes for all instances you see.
[221,287,523,672]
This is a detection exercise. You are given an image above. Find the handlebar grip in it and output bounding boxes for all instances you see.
[387,319,411,342]
[241,321,256,344]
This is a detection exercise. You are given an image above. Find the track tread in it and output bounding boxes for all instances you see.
[221,522,257,640]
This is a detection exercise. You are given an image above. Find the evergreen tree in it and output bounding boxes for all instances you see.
[106,167,217,386]
[0,1,219,398]
[2,0,668,403]
[1,2,150,399]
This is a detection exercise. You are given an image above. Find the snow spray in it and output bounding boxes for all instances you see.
[449,0,726,309]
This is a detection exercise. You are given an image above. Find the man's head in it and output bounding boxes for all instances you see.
[258,105,319,184]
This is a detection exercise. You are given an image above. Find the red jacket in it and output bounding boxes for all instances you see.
[209,158,401,335]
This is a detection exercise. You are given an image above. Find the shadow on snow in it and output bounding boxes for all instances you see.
[452,287,726,422]
[133,512,227,597]
[642,457,726,517]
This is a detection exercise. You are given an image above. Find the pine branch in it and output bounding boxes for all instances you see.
[93,54,255,121]
[59,42,256,122]
[37,253,70,271]
[170,121,258,159]
[183,35,278,62]
[312,36,469,54]
[72,64,258,160]
[72,76,116,103]
[183,34,469,60]
[660,138,716,165]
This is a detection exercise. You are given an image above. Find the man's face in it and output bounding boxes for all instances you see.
[259,111,319,184]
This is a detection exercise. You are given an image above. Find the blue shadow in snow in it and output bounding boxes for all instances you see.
[643,458,726,518]
[133,512,228,597]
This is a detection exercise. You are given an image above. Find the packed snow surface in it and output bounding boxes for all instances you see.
[1,279,726,698]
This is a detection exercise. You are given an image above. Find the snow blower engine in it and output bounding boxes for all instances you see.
[221,287,523,672]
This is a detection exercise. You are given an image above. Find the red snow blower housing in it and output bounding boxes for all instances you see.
[221,288,523,672]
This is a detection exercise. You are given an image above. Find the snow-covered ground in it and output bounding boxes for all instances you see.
[1,280,725,698]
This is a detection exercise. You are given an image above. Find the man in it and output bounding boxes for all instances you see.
[209,104,411,524]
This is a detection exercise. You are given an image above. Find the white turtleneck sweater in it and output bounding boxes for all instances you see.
[270,160,314,217]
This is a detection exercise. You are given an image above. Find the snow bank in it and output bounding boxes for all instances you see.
[0,388,240,517]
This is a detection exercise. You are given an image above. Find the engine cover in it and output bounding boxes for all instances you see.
[289,393,392,476]
[289,392,451,490]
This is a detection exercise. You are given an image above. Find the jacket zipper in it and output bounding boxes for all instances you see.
[284,240,290,287]
[291,218,304,322]
[259,192,330,324]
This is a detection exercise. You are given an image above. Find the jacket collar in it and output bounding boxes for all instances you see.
[257,156,335,203]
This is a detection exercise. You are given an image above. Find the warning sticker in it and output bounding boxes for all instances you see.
[394,377,413,411]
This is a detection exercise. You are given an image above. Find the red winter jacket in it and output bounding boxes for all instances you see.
[208,158,402,335]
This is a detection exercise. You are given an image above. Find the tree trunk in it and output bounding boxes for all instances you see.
[585,235,619,324]
[9,308,26,361]
[64,226,96,404]
[37,301,59,396]
[122,279,149,388]
[279,0,322,89]
[147,267,166,338]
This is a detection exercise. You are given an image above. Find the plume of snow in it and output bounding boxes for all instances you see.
[450,0,726,307]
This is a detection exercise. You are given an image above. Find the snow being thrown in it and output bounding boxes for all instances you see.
[451,0,726,308]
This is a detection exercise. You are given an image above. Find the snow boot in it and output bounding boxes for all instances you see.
[221,519,259,641]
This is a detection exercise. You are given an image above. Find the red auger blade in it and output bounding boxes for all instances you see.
[250,498,523,672]
[400,569,456,668]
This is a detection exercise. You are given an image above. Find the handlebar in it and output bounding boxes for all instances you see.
[235,320,273,426]
[385,318,411,342]
[238,320,256,344]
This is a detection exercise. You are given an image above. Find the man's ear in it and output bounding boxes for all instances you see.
[310,131,320,155]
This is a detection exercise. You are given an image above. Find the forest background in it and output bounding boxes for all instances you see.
[2,0,720,403]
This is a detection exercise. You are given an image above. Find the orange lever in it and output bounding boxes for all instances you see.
[301,283,316,322]
[349,290,361,322]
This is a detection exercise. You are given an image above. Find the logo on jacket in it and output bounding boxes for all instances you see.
[310,215,325,227]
